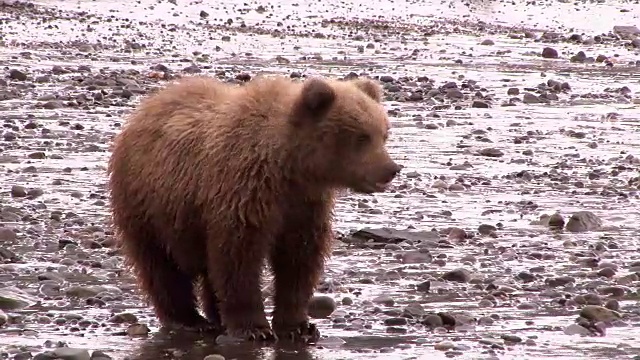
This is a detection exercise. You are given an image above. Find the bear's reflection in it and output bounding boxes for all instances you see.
[128,331,316,360]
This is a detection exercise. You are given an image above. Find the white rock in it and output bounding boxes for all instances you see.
[316,336,346,347]
[434,341,455,351]
[126,323,150,336]
[203,355,225,360]
[563,323,591,336]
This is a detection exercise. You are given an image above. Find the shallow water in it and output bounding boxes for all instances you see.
[35,0,640,34]
[1,0,640,359]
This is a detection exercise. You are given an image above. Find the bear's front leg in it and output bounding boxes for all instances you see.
[270,201,333,343]
[206,231,276,342]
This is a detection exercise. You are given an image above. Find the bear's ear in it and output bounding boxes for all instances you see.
[290,77,336,126]
[352,78,383,102]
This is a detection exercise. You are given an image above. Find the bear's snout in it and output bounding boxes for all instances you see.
[356,161,401,194]
[378,161,402,185]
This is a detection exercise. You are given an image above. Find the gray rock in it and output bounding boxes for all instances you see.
[384,317,408,326]
[65,285,109,298]
[345,228,439,247]
[10,185,27,197]
[422,314,443,328]
[597,286,626,297]
[523,92,542,104]
[447,227,467,241]
[445,89,464,99]
[479,148,504,157]
[478,224,497,236]
[0,228,17,242]
[416,280,430,292]
[596,267,615,278]
[34,353,57,360]
[8,69,27,81]
[565,211,602,232]
[501,334,523,343]
[43,101,65,110]
[441,268,472,283]
[403,302,425,317]
[183,64,202,74]
[14,352,32,360]
[579,305,621,322]
[51,65,68,75]
[0,248,20,264]
[471,100,490,108]
[0,286,39,310]
[401,251,432,264]
[576,293,603,306]
[516,271,536,283]
[541,47,559,58]
[604,299,620,311]
[341,297,353,305]
[372,294,394,307]
[548,213,565,229]
[613,25,640,40]
[52,348,90,360]
[90,353,112,360]
[545,276,575,287]
[108,312,138,324]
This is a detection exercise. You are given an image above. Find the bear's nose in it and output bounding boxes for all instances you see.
[382,162,402,183]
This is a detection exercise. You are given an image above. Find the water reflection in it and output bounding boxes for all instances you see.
[129,331,317,360]
[128,331,426,360]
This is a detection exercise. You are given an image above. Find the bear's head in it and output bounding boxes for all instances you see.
[288,76,401,194]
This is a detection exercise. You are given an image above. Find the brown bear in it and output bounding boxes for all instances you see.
[107,74,401,342]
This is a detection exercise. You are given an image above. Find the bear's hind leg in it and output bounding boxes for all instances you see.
[270,200,332,343]
[199,276,223,329]
[122,229,209,331]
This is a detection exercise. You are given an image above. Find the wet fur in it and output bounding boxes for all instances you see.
[107,74,396,339]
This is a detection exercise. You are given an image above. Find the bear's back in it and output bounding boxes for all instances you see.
[108,76,304,215]
[128,76,300,145]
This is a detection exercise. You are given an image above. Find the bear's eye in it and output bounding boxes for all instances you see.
[355,133,371,147]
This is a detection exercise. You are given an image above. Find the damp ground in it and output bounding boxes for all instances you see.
[0,0,639,359]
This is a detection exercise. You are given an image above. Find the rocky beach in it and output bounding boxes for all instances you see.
[0,0,639,359]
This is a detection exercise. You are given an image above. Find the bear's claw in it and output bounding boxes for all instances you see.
[276,321,320,343]
[228,326,278,342]
[166,320,220,334]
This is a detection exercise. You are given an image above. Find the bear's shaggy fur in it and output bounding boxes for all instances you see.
[107,74,401,342]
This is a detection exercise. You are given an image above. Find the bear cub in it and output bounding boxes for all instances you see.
[107,74,401,342]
